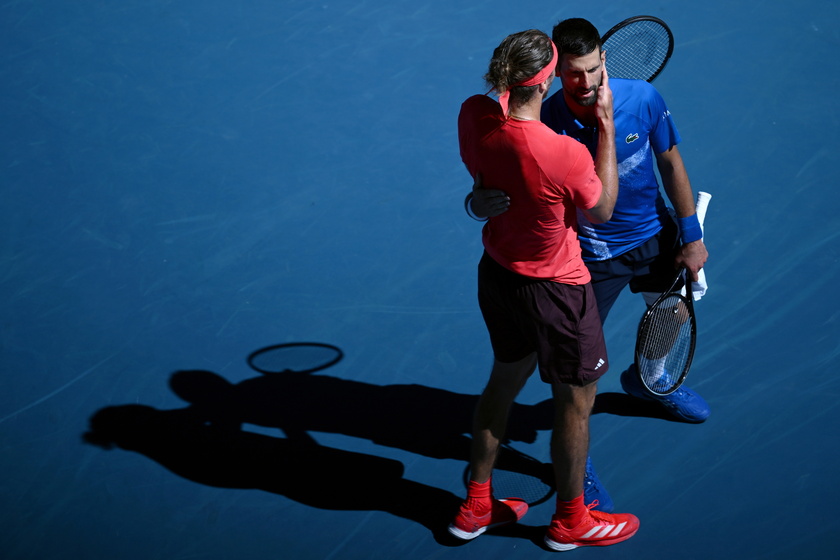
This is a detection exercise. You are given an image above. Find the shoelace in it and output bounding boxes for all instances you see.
[658,388,688,404]
[649,384,686,400]
[584,464,601,490]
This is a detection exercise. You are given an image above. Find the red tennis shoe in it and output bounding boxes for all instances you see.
[544,506,639,551]
[447,498,529,540]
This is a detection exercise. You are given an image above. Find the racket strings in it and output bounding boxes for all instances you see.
[603,21,671,81]
[637,295,693,391]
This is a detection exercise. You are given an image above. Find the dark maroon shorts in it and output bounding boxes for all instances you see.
[477,253,609,386]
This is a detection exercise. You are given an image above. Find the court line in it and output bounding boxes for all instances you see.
[0,351,120,424]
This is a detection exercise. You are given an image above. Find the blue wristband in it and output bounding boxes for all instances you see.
[677,213,703,244]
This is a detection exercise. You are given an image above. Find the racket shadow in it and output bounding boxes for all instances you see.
[462,446,555,507]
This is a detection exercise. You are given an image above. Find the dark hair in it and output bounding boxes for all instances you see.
[551,18,601,57]
[484,29,554,106]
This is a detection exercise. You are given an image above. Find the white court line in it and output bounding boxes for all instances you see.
[0,351,120,424]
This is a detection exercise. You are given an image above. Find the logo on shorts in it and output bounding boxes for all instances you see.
[594,358,605,370]
[625,133,639,144]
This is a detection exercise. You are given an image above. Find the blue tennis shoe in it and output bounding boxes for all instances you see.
[620,364,710,423]
[583,456,614,513]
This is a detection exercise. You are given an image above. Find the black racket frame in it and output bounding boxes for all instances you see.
[601,15,675,83]
[633,267,696,396]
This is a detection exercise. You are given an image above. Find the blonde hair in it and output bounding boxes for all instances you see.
[484,29,554,105]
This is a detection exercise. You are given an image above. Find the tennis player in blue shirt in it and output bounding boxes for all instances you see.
[469,17,710,508]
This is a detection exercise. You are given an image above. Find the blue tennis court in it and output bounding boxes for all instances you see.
[2,1,839,558]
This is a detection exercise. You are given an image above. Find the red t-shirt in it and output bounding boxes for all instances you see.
[458,95,602,284]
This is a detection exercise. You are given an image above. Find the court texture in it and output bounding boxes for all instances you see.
[2,1,839,559]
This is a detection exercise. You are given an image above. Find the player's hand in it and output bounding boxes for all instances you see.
[594,53,614,126]
[675,239,708,282]
[470,173,510,218]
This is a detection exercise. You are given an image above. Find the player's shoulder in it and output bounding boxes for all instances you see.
[459,94,505,131]
[461,94,500,113]
[611,78,662,103]
[612,78,668,123]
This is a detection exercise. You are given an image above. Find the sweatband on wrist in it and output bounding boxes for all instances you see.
[464,192,489,222]
[677,214,703,244]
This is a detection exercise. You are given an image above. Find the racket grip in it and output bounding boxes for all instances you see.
[695,191,711,229]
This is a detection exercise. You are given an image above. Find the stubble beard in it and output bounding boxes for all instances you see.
[572,86,598,107]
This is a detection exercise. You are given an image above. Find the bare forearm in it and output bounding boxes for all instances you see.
[582,62,617,224]
[657,146,695,218]
[583,126,617,223]
[657,146,709,277]
[594,126,617,212]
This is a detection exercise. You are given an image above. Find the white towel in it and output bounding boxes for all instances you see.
[642,268,707,306]
[692,269,707,301]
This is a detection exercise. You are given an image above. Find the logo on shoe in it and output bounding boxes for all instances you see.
[581,522,628,539]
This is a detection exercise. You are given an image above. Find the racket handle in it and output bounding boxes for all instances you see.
[695,191,711,229]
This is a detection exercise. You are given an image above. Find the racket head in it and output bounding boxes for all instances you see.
[601,15,674,82]
[634,269,696,396]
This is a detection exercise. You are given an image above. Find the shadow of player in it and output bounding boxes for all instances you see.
[83,402,461,543]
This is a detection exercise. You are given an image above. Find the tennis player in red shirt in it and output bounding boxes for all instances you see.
[449,29,639,551]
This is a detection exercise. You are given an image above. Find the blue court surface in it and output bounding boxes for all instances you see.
[3,1,839,558]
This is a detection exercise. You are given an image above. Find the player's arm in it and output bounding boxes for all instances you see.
[656,145,708,280]
[581,56,617,224]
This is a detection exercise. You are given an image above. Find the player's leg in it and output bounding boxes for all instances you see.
[470,354,538,483]
[546,383,639,551]
[448,255,534,540]
[539,284,639,551]
[586,252,635,323]
[549,380,596,500]
[533,278,618,511]
[448,356,535,541]
[470,253,539,482]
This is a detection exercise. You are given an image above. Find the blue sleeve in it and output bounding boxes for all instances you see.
[645,85,681,154]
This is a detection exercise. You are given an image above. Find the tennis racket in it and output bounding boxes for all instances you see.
[601,16,674,82]
[634,192,711,396]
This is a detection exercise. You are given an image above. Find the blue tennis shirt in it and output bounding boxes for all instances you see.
[541,78,680,261]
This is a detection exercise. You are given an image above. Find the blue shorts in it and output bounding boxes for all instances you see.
[586,217,680,322]
[477,253,609,387]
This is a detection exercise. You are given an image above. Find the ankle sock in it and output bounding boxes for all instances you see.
[465,478,492,515]
[554,493,587,528]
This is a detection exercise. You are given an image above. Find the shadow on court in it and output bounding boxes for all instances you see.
[83,402,463,543]
[82,342,683,541]
[593,392,690,422]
